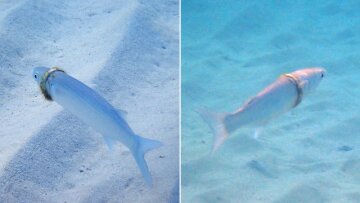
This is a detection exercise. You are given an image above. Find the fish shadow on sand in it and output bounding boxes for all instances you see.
[274,184,326,203]
[246,159,278,179]
[0,111,98,201]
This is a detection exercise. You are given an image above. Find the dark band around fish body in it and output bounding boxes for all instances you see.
[39,67,65,101]
[283,73,303,107]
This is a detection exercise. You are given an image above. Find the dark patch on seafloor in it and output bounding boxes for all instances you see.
[247,160,277,179]
[337,145,352,152]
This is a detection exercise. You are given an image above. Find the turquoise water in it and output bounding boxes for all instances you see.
[182,1,360,202]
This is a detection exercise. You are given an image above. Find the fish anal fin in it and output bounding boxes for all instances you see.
[104,136,115,151]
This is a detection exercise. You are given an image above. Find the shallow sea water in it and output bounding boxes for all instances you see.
[182,1,360,202]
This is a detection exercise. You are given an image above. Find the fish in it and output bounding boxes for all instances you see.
[198,67,326,154]
[32,67,162,185]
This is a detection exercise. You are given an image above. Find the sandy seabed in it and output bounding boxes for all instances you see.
[182,1,360,202]
[0,0,178,202]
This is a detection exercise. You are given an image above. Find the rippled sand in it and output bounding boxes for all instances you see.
[0,0,178,202]
[182,1,360,202]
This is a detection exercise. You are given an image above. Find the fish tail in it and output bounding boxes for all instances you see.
[196,108,229,154]
[131,135,162,186]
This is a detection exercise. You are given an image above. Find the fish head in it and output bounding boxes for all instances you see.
[32,67,50,84]
[292,67,326,95]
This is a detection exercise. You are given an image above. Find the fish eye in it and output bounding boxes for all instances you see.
[34,74,37,79]
[321,73,324,78]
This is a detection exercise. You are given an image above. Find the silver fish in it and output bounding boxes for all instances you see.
[32,67,162,185]
[198,68,326,153]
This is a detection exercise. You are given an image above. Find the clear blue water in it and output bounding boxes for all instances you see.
[182,1,360,202]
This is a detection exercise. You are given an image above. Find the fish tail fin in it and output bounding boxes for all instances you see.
[131,135,162,186]
[196,108,229,154]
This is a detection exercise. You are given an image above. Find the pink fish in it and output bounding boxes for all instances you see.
[198,68,326,153]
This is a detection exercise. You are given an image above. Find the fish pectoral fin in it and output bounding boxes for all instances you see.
[87,82,97,88]
[299,80,308,89]
[253,127,263,139]
[104,136,115,151]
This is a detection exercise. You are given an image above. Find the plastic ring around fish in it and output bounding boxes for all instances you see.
[40,67,65,101]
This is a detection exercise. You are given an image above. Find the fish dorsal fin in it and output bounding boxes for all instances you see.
[244,96,257,106]
[116,108,128,119]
